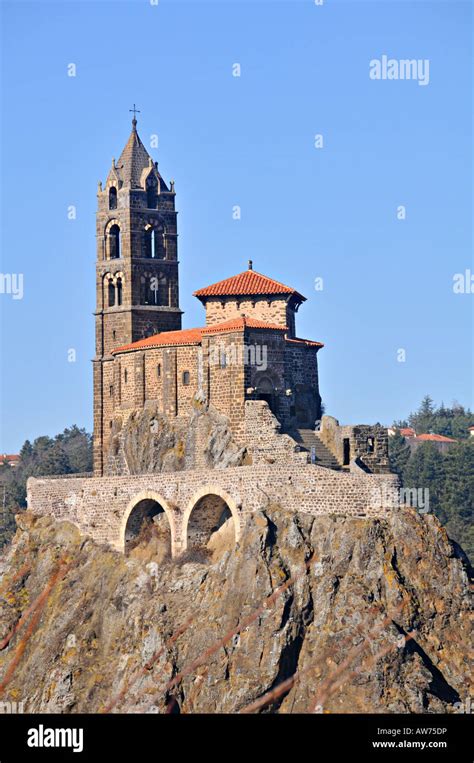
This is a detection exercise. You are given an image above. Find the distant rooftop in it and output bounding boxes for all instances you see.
[415,433,456,443]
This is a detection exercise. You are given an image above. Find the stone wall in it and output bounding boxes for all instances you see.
[106,326,323,453]
[27,463,399,558]
[204,331,246,440]
[318,415,391,474]
[203,296,296,335]
[285,341,322,428]
[244,400,307,465]
[109,343,203,418]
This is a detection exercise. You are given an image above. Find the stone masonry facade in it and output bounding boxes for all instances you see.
[318,415,390,474]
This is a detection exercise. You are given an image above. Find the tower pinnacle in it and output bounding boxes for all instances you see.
[129,103,141,130]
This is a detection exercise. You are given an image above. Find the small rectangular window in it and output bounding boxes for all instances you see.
[109,385,114,397]
[157,364,161,378]
[343,438,350,466]
[182,370,190,386]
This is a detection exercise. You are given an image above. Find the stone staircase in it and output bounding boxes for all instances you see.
[290,428,341,471]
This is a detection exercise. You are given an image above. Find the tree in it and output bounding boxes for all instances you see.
[19,440,33,460]
[406,396,473,440]
[392,418,409,429]
[39,443,71,476]
[392,397,474,562]
[403,443,445,517]
[408,395,435,434]
[420,395,435,415]
[0,425,93,551]
[58,426,93,472]
[440,440,474,556]
[388,431,411,478]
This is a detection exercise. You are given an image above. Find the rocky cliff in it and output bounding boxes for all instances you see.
[0,504,471,714]
[106,401,247,475]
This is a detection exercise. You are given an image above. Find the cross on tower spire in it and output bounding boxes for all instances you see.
[129,103,141,129]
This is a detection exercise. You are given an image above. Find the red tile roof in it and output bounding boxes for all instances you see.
[193,269,306,301]
[415,433,456,443]
[400,427,416,437]
[286,337,324,348]
[112,317,291,354]
[201,316,287,334]
[113,328,203,353]
[0,454,20,467]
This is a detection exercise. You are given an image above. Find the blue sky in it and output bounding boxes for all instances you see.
[0,0,472,452]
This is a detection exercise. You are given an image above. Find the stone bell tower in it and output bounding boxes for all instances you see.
[93,113,182,475]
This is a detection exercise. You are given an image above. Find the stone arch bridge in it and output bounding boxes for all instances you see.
[27,464,399,557]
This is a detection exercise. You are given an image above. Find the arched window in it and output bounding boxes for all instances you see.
[144,223,165,259]
[109,224,121,259]
[145,228,155,259]
[140,274,165,306]
[146,177,158,208]
[149,275,158,304]
[108,279,115,307]
[116,277,123,306]
[109,187,117,210]
[182,371,190,386]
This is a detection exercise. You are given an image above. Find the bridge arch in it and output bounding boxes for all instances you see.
[182,485,242,554]
[120,490,176,556]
